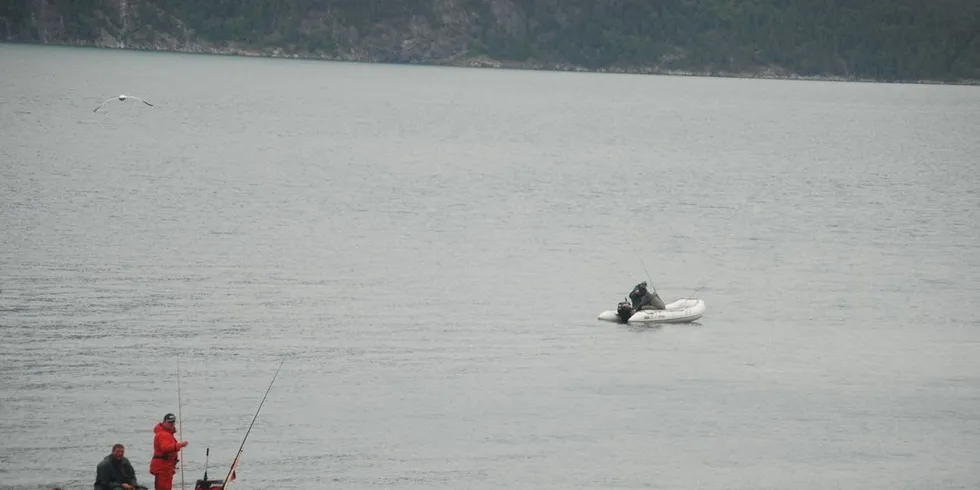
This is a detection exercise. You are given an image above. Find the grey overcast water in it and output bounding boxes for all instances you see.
[1,43,979,490]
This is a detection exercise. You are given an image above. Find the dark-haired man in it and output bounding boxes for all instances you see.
[95,443,141,490]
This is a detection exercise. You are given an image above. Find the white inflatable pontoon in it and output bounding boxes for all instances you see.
[597,298,705,324]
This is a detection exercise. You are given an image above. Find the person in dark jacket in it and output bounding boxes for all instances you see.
[95,444,143,490]
[629,281,666,310]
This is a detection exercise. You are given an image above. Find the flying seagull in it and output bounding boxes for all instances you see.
[93,94,154,112]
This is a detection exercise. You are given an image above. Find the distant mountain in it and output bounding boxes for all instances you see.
[2,0,979,84]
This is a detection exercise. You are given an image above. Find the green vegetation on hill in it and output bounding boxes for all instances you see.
[2,0,978,83]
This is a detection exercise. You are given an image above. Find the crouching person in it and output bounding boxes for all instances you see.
[95,443,145,490]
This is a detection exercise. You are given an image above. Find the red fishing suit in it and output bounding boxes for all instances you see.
[150,414,184,490]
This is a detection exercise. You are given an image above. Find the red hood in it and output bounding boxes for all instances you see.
[154,422,176,435]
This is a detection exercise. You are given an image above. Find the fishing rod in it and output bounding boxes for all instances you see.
[177,357,185,490]
[221,357,286,487]
[203,448,210,481]
[639,262,707,298]
[637,255,657,293]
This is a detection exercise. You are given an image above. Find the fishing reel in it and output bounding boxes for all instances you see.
[194,447,228,490]
[194,479,224,490]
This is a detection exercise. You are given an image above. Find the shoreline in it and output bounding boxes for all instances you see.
[440,54,980,86]
[5,40,979,87]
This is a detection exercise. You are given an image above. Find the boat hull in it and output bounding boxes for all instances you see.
[597,298,705,324]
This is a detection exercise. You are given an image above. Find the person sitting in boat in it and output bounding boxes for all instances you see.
[629,281,666,310]
[95,443,144,490]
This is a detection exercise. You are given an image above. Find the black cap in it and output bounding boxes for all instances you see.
[163,413,176,423]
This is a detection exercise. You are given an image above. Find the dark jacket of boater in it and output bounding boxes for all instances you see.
[95,454,139,490]
[629,282,666,310]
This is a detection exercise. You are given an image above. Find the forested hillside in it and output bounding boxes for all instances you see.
[2,0,978,83]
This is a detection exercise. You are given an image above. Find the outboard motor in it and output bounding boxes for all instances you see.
[616,301,634,323]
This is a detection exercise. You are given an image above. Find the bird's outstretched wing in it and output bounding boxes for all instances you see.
[93,97,115,112]
[127,96,155,107]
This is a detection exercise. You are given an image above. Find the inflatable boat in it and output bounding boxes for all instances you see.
[597,298,705,324]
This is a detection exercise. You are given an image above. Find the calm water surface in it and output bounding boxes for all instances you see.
[1,44,979,489]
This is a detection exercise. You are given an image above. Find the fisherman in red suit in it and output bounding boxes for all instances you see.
[149,413,189,490]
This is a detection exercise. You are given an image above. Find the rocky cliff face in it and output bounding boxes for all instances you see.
[3,0,192,51]
[2,0,979,83]
[2,0,535,63]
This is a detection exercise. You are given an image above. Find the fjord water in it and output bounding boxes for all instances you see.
[1,43,978,489]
